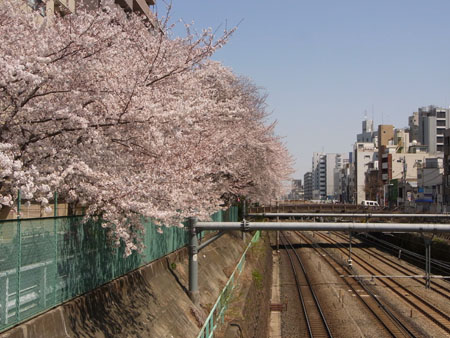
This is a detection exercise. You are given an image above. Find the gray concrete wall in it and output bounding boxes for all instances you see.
[1,232,250,338]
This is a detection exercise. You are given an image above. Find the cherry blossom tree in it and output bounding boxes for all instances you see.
[0,0,292,254]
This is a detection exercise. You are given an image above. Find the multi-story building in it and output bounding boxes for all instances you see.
[416,158,444,212]
[408,111,419,142]
[443,129,450,210]
[378,124,394,186]
[379,147,433,207]
[303,172,313,200]
[394,128,410,153]
[312,152,348,200]
[312,153,326,199]
[357,117,377,144]
[418,105,450,154]
[287,179,304,200]
[353,142,378,204]
[27,0,155,23]
[338,161,352,203]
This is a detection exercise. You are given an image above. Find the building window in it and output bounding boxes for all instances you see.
[437,120,446,127]
[438,145,444,152]
[437,111,447,118]
[28,0,46,16]
[437,136,444,144]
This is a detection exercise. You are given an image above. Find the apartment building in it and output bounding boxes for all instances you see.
[443,129,450,209]
[357,117,377,144]
[416,157,444,212]
[26,0,155,22]
[312,152,348,200]
[408,111,419,142]
[312,153,326,199]
[353,142,378,204]
[303,172,313,200]
[418,105,450,153]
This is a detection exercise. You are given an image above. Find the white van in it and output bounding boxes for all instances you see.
[361,200,379,207]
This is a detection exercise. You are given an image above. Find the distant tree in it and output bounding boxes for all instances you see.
[0,0,292,254]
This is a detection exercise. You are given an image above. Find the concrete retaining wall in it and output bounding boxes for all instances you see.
[1,232,249,338]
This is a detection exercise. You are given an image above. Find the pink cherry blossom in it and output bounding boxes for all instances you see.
[0,0,293,254]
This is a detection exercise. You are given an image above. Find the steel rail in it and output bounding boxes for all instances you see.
[294,231,417,338]
[281,232,333,338]
[281,233,314,337]
[317,232,450,334]
[357,233,450,273]
[332,232,450,299]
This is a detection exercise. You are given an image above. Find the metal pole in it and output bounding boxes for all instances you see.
[348,232,353,269]
[188,217,199,305]
[249,212,450,219]
[423,235,434,289]
[196,221,450,233]
[198,231,225,252]
[422,234,433,289]
[428,239,432,289]
[425,239,430,289]
[276,201,279,252]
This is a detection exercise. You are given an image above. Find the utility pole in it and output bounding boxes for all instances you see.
[402,156,407,210]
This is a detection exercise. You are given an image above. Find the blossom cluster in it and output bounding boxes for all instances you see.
[0,0,293,254]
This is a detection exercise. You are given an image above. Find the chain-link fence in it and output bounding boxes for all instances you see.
[0,207,238,332]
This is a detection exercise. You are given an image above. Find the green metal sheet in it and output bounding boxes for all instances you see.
[0,207,238,332]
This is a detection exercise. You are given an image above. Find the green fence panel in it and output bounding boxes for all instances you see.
[0,207,238,332]
[197,230,260,338]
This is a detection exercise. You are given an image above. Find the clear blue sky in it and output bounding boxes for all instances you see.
[157,0,450,179]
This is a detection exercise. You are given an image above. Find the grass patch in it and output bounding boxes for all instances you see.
[252,270,263,289]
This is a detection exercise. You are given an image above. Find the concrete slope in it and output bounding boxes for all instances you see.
[1,232,248,338]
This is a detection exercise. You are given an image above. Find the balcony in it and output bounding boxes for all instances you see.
[28,0,46,16]
[115,0,157,24]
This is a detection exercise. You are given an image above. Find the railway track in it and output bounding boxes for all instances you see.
[293,231,418,338]
[332,232,450,299]
[315,232,450,335]
[357,233,450,276]
[280,232,333,338]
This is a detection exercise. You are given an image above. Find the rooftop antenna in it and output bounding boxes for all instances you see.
[371,104,375,122]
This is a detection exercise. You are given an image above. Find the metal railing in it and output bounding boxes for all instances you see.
[197,231,260,338]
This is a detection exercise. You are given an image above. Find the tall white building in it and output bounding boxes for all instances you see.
[353,142,378,204]
[312,153,326,199]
